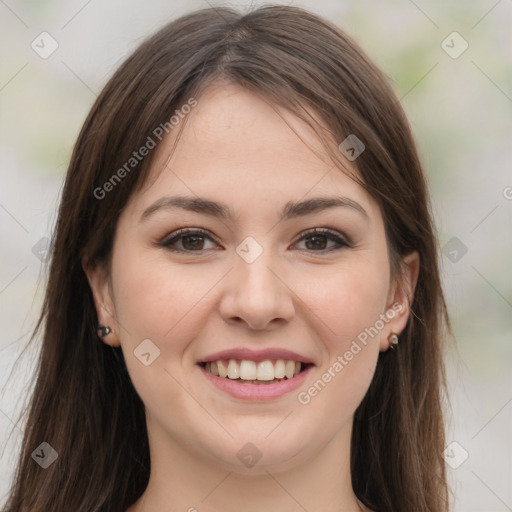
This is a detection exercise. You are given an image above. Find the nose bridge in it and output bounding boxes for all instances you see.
[220,235,295,328]
[234,235,281,298]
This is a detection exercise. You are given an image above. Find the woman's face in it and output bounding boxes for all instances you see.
[86,81,417,473]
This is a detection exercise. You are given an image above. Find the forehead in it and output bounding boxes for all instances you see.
[126,82,376,221]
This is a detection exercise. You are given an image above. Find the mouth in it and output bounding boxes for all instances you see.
[197,358,314,400]
[199,359,313,384]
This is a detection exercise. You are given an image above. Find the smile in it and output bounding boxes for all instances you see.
[202,359,307,383]
[198,359,314,400]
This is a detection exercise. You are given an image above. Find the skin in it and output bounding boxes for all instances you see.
[84,81,419,512]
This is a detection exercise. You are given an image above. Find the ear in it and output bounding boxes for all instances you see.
[82,256,121,347]
[380,251,420,352]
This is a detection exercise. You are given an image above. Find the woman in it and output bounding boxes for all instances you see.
[3,5,451,511]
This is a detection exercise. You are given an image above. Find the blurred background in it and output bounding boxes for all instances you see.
[0,1,511,510]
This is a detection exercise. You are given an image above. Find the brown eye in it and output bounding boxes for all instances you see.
[179,234,207,251]
[304,234,330,250]
[161,229,218,253]
[294,228,350,252]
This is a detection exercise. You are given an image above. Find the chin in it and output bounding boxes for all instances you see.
[194,424,319,475]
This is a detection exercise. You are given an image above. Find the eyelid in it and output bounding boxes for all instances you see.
[159,226,351,253]
[160,227,219,249]
[291,227,351,250]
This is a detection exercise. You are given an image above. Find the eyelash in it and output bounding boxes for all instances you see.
[159,227,351,254]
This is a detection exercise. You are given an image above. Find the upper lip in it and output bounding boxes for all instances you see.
[198,348,314,365]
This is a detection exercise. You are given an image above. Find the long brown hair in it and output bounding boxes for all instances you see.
[3,5,450,511]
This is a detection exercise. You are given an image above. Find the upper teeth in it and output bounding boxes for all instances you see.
[204,359,302,380]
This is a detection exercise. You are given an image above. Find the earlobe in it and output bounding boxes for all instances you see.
[81,256,120,347]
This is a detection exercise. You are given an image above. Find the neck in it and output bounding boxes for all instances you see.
[128,417,368,512]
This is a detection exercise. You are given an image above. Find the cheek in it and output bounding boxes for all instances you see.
[292,256,388,413]
[296,257,389,348]
[295,264,386,428]
[110,250,210,413]
[111,249,215,344]
[301,255,389,420]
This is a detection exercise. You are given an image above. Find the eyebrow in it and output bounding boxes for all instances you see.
[140,195,369,223]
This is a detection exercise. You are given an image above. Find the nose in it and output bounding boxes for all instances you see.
[219,245,295,331]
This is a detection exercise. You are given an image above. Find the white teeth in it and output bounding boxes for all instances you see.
[239,360,257,380]
[257,360,275,381]
[274,359,286,379]
[204,359,305,381]
[217,360,228,378]
[227,359,240,379]
[285,360,295,379]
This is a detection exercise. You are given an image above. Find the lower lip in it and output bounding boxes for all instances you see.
[198,364,313,401]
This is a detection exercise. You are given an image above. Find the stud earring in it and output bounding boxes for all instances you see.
[97,325,111,337]
[388,333,399,349]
